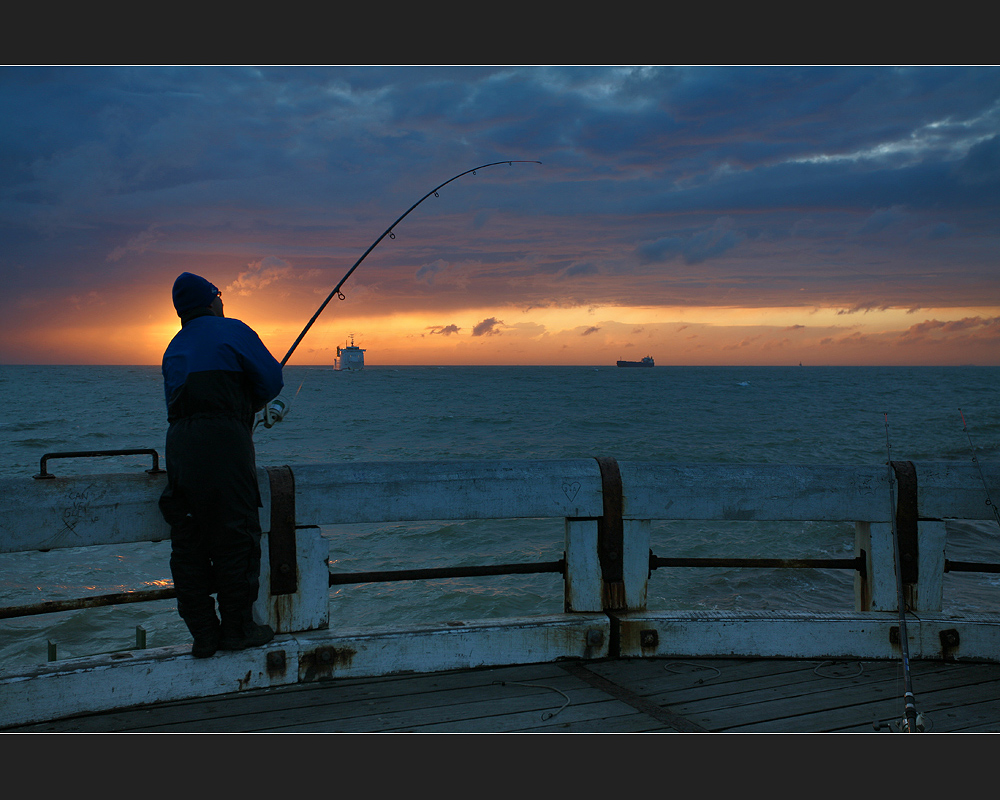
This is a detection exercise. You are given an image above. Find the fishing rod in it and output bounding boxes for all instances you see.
[959,408,1000,528]
[257,159,541,430]
[279,160,541,369]
[883,412,920,733]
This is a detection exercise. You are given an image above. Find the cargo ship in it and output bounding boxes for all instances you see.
[335,334,365,371]
[617,356,654,368]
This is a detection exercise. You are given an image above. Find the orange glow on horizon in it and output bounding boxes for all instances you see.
[3,301,999,367]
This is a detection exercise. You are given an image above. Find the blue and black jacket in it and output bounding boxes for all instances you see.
[162,309,284,424]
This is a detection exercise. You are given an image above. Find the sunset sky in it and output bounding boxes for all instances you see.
[2,66,999,366]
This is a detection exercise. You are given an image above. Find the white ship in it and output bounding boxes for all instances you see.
[335,334,365,371]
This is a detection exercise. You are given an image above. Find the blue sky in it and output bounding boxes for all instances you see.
[2,66,999,365]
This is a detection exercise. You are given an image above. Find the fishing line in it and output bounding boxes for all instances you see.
[959,408,1000,528]
[883,412,920,733]
[492,680,571,720]
[278,160,542,368]
[255,160,541,432]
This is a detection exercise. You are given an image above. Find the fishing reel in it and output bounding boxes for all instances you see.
[258,395,290,429]
[253,383,302,432]
[873,712,927,732]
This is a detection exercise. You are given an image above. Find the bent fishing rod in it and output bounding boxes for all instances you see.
[959,408,1000,529]
[883,413,920,733]
[256,160,541,430]
[278,160,541,368]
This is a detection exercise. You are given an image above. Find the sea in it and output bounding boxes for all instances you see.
[2,364,999,669]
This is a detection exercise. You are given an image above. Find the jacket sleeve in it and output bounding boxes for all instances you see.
[234,322,284,408]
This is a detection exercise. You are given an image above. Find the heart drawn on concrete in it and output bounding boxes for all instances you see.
[562,481,581,501]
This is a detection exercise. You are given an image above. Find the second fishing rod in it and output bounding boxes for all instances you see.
[883,412,922,733]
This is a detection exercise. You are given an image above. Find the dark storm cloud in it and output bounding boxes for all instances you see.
[560,262,600,278]
[472,318,504,336]
[638,218,745,264]
[2,65,1000,341]
[838,302,895,315]
[415,260,448,284]
[926,222,957,240]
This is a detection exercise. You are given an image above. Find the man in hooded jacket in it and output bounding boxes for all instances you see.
[159,272,284,658]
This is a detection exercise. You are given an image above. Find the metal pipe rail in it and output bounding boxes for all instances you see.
[650,555,866,574]
[0,552,892,619]
[0,564,568,620]
[18,554,1000,621]
[0,588,176,620]
[945,560,1000,574]
[328,559,566,586]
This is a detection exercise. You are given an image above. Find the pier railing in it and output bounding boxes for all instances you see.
[5,458,999,619]
[2,457,1000,728]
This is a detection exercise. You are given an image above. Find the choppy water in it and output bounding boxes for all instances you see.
[2,364,999,668]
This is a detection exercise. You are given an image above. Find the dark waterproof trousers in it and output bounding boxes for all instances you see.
[159,414,263,640]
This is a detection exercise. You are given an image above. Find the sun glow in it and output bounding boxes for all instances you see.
[4,302,998,367]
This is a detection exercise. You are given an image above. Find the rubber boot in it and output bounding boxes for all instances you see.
[191,620,221,658]
[176,596,221,658]
[219,605,274,651]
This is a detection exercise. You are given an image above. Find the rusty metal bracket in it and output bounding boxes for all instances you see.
[595,456,625,610]
[939,628,960,660]
[891,460,919,586]
[266,465,298,596]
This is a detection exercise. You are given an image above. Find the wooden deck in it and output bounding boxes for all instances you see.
[9,657,1000,733]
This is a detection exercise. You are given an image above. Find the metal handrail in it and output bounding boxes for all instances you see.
[945,560,1000,574]
[34,449,165,479]
[328,559,566,586]
[0,587,176,620]
[0,561,568,620]
[650,554,866,573]
[7,556,1000,620]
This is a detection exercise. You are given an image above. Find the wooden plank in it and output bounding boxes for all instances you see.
[646,667,888,723]
[682,664,1000,732]
[130,681,613,733]
[914,462,1000,520]
[666,662,914,721]
[893,677,1000,733]
[290,615,611,681]
[617,463,889,522]
[940,706,1000,733]
[614,611,1000,662]
[397,700,667,733]
[565,518,601,611]
[561,661,706,732]
[293,460,604,525]
[10,460,999,553]
[585,658,1000,733]
[0,640,300,729]
[9,657,1000,733]
[175,671,622,733]
[320,693,629,734]
[0,472,169,552]
[586,657,822,695]
[9,662,577,732]
[516,711,674,733]
[0,615,611,728]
